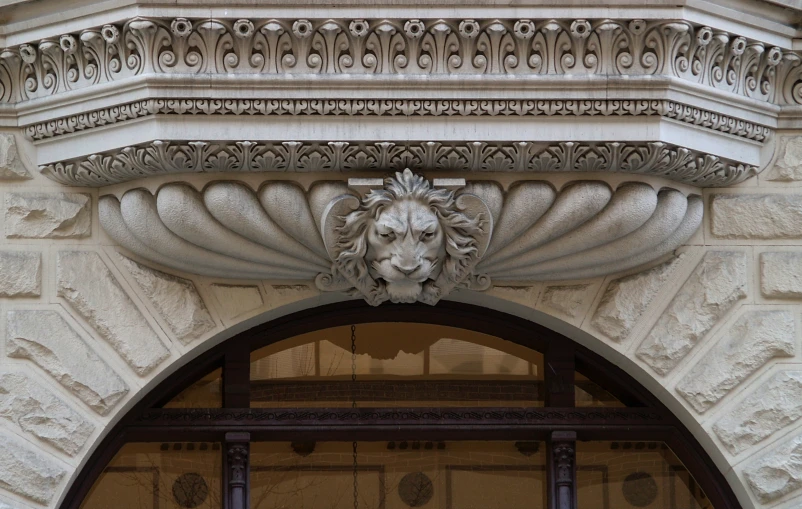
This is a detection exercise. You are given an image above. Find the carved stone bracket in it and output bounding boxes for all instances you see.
[44,140,755,187]
[99,171,702,305]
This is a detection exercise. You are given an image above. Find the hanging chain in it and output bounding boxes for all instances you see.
[350,324,359,509]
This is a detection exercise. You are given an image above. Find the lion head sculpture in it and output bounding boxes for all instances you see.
[330,169,490,305]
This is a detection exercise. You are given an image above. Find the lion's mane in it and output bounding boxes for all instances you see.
[334,170,486,302]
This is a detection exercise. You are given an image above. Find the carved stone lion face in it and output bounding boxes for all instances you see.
[365,198,446,303]
[330,169,488,305]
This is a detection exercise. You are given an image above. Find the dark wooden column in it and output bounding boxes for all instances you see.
[544,342,575,407]
[548,431,577,509]
[225,432,250,509]
[223,343,250,408]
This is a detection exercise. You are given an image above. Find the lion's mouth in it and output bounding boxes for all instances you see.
[371,261,432,283]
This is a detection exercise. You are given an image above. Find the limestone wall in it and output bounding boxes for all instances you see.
[2,129,802,509]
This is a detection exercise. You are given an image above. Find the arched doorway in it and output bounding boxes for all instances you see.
[65,301,740,509]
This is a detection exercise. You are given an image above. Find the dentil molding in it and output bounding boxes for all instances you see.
[99,171,702,305]
[43,139,755,188]
[0,17,800,105]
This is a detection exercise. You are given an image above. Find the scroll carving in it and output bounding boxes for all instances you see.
[2,17,802,105]
[99,171,702,305]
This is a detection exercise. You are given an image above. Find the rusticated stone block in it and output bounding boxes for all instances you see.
[0,251,40,297]
[744,435,802,503]
[711,194,802,239]
[5,192,90,238]
[761,252,802,298]
[676,310,795,413]
[636,252,747,376]
[592,256,683,342]
[57,251,170,375]
[0,431,65,504]
[210,284,263,320]
[0,372,94,456]
[714,371,802,455]
[118,256,216,344]
[765,136,802,182]
[6,309,128,415]
[0,134,31,180]
[538,283,592,319]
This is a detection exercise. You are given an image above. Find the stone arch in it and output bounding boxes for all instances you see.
[58,297,743,509]
[2,186,800,509]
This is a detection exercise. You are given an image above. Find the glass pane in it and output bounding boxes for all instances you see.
[81,442,222,509]
[576,441,713,509]
[575,372,625,407]
[163,368,222,408]
[250,323,544,408]
[251,441,546,509]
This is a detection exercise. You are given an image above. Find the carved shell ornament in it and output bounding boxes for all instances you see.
[98,170,702,305]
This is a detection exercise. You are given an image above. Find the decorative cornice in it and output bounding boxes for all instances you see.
[22,98,772,142]
[0,17,801,105]
[41,139,756,187]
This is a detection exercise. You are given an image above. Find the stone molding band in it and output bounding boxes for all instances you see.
[40,139,756,187]
[0,17,801,106]
[22,98,772,142]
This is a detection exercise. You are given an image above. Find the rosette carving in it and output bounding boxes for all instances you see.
[1,17,801,105]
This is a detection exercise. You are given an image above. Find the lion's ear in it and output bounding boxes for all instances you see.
[320,193,360,258]
[454,193,493,258]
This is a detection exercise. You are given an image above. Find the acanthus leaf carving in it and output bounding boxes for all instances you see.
[41,139,756,188]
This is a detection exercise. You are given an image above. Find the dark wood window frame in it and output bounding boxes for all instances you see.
[65,301,742,509]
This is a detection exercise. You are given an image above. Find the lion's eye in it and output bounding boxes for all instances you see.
[379,231,394,240]
[422,231,435,240]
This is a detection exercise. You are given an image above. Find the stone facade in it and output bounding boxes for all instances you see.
[1,1,802,508]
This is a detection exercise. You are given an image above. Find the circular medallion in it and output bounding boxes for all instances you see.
[622,471,658,507]
[398,471,434,507]
[172,472,209,508]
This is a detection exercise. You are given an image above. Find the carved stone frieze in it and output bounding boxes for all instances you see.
[0,17,800,105]
[42,140,756,187]
[22,98,771,142]
[99,171,702,305]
